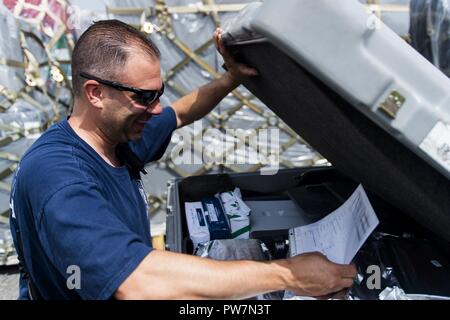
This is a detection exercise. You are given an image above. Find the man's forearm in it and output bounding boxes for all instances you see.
[172,72,240,128]
[116,250,290,300]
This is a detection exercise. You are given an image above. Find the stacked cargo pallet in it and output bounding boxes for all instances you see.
[0,0,73,266]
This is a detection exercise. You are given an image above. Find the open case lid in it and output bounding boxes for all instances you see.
[222,0,450,243]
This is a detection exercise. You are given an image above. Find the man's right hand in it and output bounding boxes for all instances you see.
[116,249,357,300]
[284,252,357,297]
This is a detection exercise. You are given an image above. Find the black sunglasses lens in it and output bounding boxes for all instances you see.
[140,93,157,106]
[140,87,164,106]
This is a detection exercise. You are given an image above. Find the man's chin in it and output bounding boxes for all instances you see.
[124,122,146,142]
[126,130,144,142]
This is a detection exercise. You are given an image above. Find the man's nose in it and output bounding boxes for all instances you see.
[146,100,162,115]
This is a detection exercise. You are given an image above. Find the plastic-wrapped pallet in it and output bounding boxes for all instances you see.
[3,0,70,36]
[0,224,18,266]
[0,1,24,93]
[0,0,74,271]
[0,91,61,138]
[410,0,450,76]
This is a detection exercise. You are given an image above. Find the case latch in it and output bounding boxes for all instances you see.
[166,180,175,215]
[378,91,405,119]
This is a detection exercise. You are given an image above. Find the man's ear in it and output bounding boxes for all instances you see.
[83,81,104,109]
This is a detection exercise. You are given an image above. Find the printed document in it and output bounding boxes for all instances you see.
[289,185,379,264]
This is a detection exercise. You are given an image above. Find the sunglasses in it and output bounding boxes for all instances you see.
[80,72,164,108]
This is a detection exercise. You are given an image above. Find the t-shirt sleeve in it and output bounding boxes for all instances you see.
[128,106,177,164]
[37,182,152,300]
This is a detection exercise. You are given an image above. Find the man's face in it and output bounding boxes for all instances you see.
[98,51,163,143]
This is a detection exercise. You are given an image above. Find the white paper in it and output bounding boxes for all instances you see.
[420,121,450,173]
[290,185,379,264]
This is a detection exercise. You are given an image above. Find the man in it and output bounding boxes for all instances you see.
[10,20,356,300]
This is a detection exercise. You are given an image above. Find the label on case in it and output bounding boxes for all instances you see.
[420,121,450,173]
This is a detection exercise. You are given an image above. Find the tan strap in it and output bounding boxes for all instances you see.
[0,59,27,68]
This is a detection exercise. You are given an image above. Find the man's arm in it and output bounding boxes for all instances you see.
[115,250,356,300]
[172,28,258,128]
[172,72,239,128]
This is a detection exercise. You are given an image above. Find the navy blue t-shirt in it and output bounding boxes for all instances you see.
[9,107,177,300]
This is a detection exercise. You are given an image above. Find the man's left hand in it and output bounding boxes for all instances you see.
[213,27,259,83]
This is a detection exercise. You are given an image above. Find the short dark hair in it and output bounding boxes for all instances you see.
[71,19,161,97]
